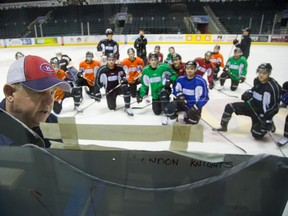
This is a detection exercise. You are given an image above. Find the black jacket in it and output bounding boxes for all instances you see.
[0,99,58,147]
[236,35,251,59]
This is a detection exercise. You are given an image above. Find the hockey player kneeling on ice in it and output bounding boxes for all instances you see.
[95,53,134,116]
[136,52,178,124]
[219,48,248,91]
[50,60,75,114]
[214,63,281,140]
[121,48,144,98]
[75,51,101,101]
[163,60,209,125]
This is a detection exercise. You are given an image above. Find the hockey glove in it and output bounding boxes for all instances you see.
[176,93,187,107]
[223,66,229,72]
[190,104,199,113]
[209,82,215,90]
[214,67,219,74]
[136,95,143,103]
[233,39,239,45]
[241,90,253,102]
[90,92,101,102]
[239,76,246,83]
[164,79,171,90]
[77,72,83,78]
[121,77,128,85]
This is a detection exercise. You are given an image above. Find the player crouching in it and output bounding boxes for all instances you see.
[163,60,209,125]
[95,53,134,116]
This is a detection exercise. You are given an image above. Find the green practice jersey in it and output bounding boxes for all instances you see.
[139,63,178,99]
[226,56,248,81]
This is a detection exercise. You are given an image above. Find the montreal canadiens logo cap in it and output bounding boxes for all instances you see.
[7,55,71,92]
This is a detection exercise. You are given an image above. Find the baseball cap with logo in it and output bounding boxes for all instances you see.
[7,55,71,92]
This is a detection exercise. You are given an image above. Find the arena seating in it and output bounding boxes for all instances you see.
[0,1,286,39]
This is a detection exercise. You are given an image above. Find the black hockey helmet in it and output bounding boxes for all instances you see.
[234,47,243,54]
[214,45,220,50]
[148,52,158,60]
[127,48,135,54]
[186,60,197,69]
[154,45,160,50]
[169,46,175,51]
[15,51,24,60]
[257,63,272,75]
[107,53,115,59]
[105,28,113,35]
[86,51,94,58]
[172,53,182,61]
[50,58,59,68]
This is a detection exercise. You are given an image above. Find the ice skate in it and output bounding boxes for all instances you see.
[125,107,134,116]
[162,116,169,125]
[212,125,227,132]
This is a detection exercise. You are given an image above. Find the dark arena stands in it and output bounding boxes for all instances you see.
[0,0,287,38]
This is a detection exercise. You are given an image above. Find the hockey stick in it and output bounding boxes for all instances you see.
[214,88,239,98]
[200,116,247,154]
[228,34,238,58]
[132,103,152,109]
[244,81,253,88]
[73,100,97,115]
[103,83,121,97]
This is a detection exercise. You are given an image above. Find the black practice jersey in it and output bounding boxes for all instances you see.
[97,39,119,60]
[50,55,71,72]
[96,64,125,92]
[250,77,281,119]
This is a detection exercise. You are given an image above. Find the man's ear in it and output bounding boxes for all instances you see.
[3,84,16,103]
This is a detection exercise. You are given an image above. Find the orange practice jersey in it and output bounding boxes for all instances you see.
[211,53,224,68]
[79,60,101,86]
[121,57,144,84]
[54,69,69,102]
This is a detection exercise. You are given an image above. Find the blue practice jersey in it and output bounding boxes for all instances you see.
[173,75,209,109]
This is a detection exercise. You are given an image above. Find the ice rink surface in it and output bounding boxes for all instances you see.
[0,43,287,157]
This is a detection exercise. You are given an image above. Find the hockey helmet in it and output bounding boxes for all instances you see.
[50,58,59,68]
[148,52,158,60]
[86,51,94,58]
[172,53,182,61]
[127,48,135,54]
[257,63,272,75]
[186,60,197,69]
[205,51,212,57]
[105,28,113,35]
[55,49,62,55]
[154,45,161,50]
[15,51,24,60]
[107,53,115,59]
[169,46,175,51]
[234,47,243,55]
[214,45,220,50]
